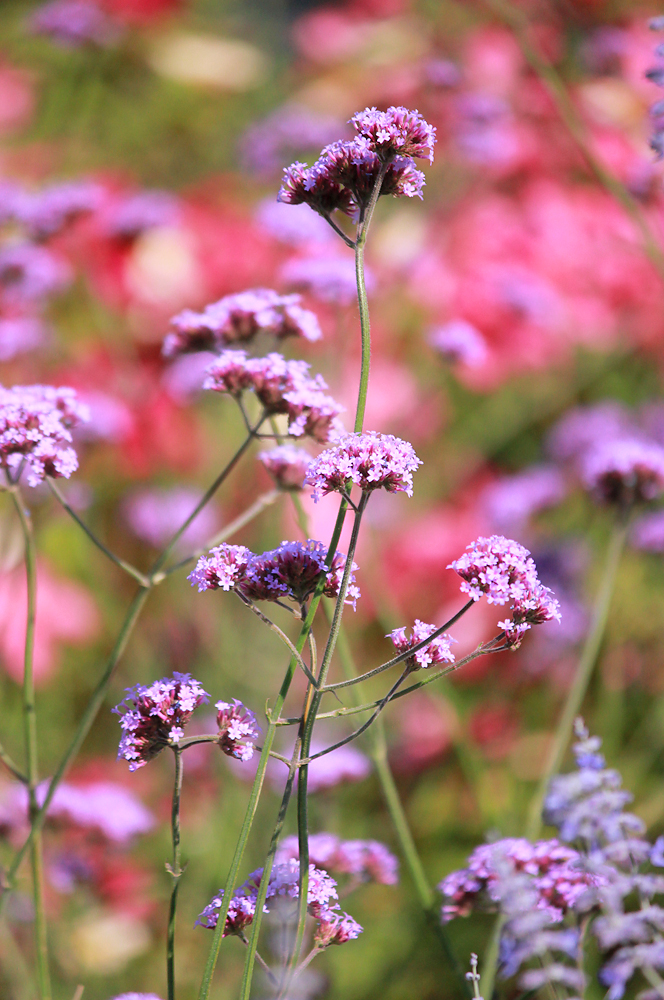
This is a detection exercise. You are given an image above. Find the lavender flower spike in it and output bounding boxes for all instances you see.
[350,106,437,163]
[388,620,456,671]
[305,431,422,501]
[216,699,261,761]
[113,673,209,771]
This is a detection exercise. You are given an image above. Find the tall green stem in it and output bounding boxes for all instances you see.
[353,163,387,433]
[167,748,184,1000]
[10,490,51,1000]
[525,516,629,840]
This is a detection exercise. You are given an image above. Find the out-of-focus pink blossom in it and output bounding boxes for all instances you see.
[75,390,134,443]
[429,319,488,367]
[631,510,664,552]
[38,780,154,842]
[307,743,371,792]
[482,466,567,532]
[0,243,70,304]
[258,445,313,491]
[255,199,334,246]
[0,560,100,685]
[122,486,218,551]
[582,438,664,506]
[276,833,398,884]
[281,252,374,305]
[0,315,47,361]
[28,0,121,47]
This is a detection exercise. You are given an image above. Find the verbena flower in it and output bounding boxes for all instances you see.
[314,909,363,947]
[276,833,399,885]
[647,18,664,158]
[108,190,180,239]
[305,431,422,501]
[631,510,664,552]
[189,540,360,609]
[306,744,371,792]
[281,253,374,306]
[28,0,119,47]
[388,620,456,671]
[547,402,636,464]
[216,699,261,761]
[42,781,154,843]
[350,106,437,163]
[0,383,89,486]
[163,289,322,358]
[482,466,566,533]
[197,860,341,934]
[18,180,101,240]
[0,243,70,303]
[439,838,598,923]
[110,994,164,1000]
[449,536,560,648]
[581,438,664,506]
[258,444,313,490]
[113,673,210,771]
[0,316,46,362]
[203,350,344,443]
[429,319,488,367]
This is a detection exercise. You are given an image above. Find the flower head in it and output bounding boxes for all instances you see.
[113,673,209,771]
[388,620,456,671]
[163,289,322,358]
[314,909,363,947]
[258,445,313,491]
[203,350,344,443]
[0,383,89,486]
[276,834,398,884]
[189,540,360,609]
[216,699,261,761]
[350,106,436,163]
[305,431,422,501]
[28,0,119,47]
[429,319,488,367]
[108,190,180,239]
[20,180,101,240]
[582,438,664,506]
[0,244,70,304]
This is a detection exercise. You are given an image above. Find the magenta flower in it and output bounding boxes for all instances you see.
[0,383,89,486]
[277,833,399,885]
[388,620,456,671]
[307,744,371,792]
[110,995,164,1000]
[113,673,210,771]
[0,316,47,362]
[0,244,70,304]
[314,909,363,947]
[163,288,322,358]
[216,699,261,761]
[203,350,344,443]
[28,0,120,47]
[582,438,664,506]
[429,319,488,368]
[197,860,340,934]
[350,106,437,163]
[189,540,360,609]
[258,445,313,491]
[439,838,603,923]
[108,190,180,240]
[19,180,101,240]
[278,159,356,218]
[305,431,422,502]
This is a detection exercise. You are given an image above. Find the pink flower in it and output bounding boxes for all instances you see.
[350,106,437,163]
[305,431,422,501]
[216,699,261,761]
[582,438,664,506]
[0,383,89,486]
[258,445,313,491]
[388,620,456,671]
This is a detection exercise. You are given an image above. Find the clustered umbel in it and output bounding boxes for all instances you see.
[258,444,313,491]
[278,106,435,221]
[113,673,210,771]
[163,288,322,358]
[215,699,261,761]
[581,438,664,507]
[203,350,344,443]
[196,859,362,948]
[442,722,664,999]
[276,833,399,885]
[188,539,360,609]
[388,620,456,672]
[448,535,561,648]
[305,431,422,501]
[0,383,89,486]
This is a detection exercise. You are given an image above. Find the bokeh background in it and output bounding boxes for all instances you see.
[3,0,664,997]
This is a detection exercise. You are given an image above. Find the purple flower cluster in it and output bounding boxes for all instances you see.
[429,319,488,368]
[197,859,360,947]
[203,350,344,443]
[113,673,210,771]
[0,179,101,241]
[281,253,374,306]
[483,466,567,533]
[111,994,163,1000]
[388,620,456,671]
[215,699,261,761]
[439,838,598,923]
[0,316,47,362]
[0,243,70,304]
[449,535,561,648]
[276,833,399,885]
[647,19,664,158]
[258,444,313,491]
[350,106,436,163]
[0,383,89,486]
[305,431,422,501]
[306,743,371,792]
[107,190,180,240]
[28,0,120,47]
[163,289,322,358]
[240,103,345,176]
[189,539,360,608]
[581,438,664,506]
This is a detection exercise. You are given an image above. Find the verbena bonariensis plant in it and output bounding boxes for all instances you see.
[442,719,664,1000]
[0,105,574,1000]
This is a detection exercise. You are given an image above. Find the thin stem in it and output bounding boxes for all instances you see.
[46,478,149,587]
[323,213,356,249]
[238,934,279,988]
[327,603,472,999]
[525,517,629,840]
[0,739,27,783]
[10,490,51,1000]
[481,0,664,284]
[235,593,319,687]
[167,748,184,1000]
[5,585,150,889]
[147,489,280,582]
[321,599,475,692]
[150,425,261,578]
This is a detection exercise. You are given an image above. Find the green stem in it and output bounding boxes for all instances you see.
[525,517,629,840]
[0,739,27,783]
[10,490,51,1000]
[353,163,387,433]
[46,478,149,587]
[236,594,319,687]
[167,748,184,1000]
[330,611,472,999]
